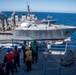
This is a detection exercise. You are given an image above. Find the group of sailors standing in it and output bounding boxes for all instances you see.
[0,40,38,75]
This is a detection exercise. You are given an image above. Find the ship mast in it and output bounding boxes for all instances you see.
[26,2,31,16]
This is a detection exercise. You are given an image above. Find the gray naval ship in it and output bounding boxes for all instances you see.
[0,12,76,40]
[0,3,76,40]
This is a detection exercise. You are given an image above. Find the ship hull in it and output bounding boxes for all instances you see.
[13,28,76,40]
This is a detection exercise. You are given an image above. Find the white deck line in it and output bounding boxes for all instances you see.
[49,50,65,55]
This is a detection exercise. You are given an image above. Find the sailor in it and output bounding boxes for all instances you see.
[0,61,5,75]
[3,48,14,75]
[22,40,27,63]
[25,46,32,72]
[30,40,38,63]
[13,45,20,72]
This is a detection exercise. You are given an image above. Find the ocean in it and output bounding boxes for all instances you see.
[3,11,76,42]
[4,11,76,25]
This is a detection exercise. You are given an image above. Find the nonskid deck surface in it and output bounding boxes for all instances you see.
[0,49,76,75]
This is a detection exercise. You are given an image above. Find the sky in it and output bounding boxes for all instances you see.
[0,0,76,13]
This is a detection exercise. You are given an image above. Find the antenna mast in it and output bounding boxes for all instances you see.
[26,2,30,16]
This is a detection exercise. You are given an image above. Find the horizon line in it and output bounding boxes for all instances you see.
[2,10,76,14]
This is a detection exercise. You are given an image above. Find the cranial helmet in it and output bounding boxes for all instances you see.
[7,48,11,52]
[25,46,30,50]
[23,40,26,44]
[14,45,18,49]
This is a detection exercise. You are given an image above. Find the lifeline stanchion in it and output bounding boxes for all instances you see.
[12,39,14,47]
[65,41,68,52]
[27,40,29,46]
[59,58,63,75]
[11,39,14,52]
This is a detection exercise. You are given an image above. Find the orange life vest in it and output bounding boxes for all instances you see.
[6,52,14,63]
[14,50,20,56]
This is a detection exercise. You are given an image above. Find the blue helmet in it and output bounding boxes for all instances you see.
[23,40,26,44]
[14,45,18,49]
[7,48,11,52]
